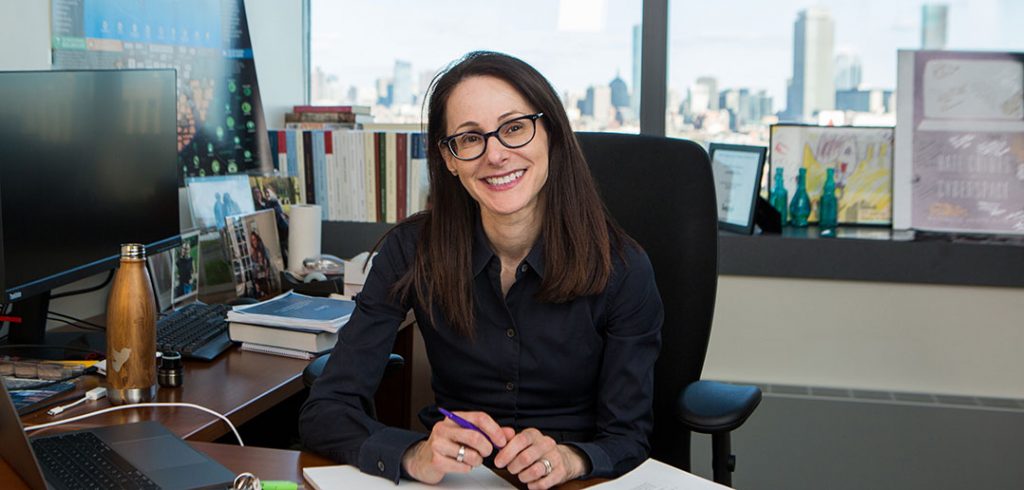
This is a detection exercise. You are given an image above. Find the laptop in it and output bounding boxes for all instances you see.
[0,383,235,489]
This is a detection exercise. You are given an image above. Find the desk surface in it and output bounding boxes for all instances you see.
[20,345,310,441]
[0,441,600,489]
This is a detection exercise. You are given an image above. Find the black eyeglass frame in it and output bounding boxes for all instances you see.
[439,113,545,161]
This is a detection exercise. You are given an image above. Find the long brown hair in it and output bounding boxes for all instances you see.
[394,51,628,336]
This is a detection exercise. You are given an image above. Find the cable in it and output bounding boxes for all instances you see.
[45,316,104,332]
[47,311,106,330]
[24,401,245,446]
[47,387,108,415]
[49,270,114,300]
[18,392,82,417]
[0,344,105,358]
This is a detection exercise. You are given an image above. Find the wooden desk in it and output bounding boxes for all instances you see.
[20,346,311,441]
[1,441,601,489]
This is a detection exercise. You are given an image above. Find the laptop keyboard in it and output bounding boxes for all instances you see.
[157,302,234,360]
[32,431,160,490]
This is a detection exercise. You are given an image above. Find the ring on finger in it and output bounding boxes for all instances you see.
[456,445,466,463]
[541,458,553,476]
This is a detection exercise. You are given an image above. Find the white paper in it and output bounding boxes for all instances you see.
[287,204,322,273]
[589,459,729,490]
[303,464,515,489]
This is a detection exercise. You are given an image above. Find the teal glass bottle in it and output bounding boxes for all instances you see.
[769,168,788,225]
[789,168,811,227]
[819,168,838,237]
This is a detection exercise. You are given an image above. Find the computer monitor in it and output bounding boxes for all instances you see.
[0,69,180,347]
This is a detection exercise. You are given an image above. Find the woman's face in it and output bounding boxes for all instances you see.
[442,75,550,223]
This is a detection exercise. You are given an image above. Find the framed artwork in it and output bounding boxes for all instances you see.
[224,210,284,300]
[709,143,767,234]
[770,124,894,225]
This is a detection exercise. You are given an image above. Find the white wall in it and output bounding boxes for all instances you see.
[707,276,1024,399]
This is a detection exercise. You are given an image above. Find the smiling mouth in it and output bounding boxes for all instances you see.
[483,169,525,186]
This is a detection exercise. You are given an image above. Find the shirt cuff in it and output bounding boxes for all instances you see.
[357,427,428,483]
[563,441,611,480]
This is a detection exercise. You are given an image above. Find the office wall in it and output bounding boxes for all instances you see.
[707,276,1024,399]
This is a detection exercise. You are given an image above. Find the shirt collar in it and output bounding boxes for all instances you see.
[470,215,546,279]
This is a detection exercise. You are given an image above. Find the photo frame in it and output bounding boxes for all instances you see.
[171,230,201,305]
[769,124,894,225]
[185,175,257,231]
[709,143,768,234]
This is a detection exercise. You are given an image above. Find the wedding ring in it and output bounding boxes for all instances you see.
[541,458,553,476]
[456,445,466,463]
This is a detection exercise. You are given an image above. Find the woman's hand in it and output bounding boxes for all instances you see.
[494,428,590,490]
[401,411,511,484]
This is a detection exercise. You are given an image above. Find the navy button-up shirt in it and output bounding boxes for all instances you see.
[300,218,663,483]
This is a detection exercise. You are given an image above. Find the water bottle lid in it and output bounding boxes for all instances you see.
[120,243,146,259]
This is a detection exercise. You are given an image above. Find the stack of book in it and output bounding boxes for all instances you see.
[226,291,355,359]
[283,105,374,130]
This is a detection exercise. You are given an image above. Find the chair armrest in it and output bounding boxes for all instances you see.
[677,380,762,434]
[302,353,405,388]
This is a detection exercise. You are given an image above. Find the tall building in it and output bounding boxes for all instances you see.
[391,60,413,106]
[583,85,612,125]
[921,4,948,49]
[835,52,863,91]
[786,7,835,122]
[610,72,630,109]
[631,24,641,116]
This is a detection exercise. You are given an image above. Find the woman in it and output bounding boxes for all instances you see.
[300,51,663,489]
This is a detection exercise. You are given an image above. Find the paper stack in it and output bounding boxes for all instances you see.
[227,291,355,359]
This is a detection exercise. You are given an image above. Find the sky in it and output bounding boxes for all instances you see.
[311,0,1024,104]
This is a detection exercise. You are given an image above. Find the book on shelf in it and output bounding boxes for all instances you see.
[285,111,357,123]
[226,291,355,333]
[239,342,317,360]
[229,322,338,354]
[292,104,372,115]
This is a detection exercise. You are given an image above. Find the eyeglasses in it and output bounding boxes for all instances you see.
[440,113,544,161]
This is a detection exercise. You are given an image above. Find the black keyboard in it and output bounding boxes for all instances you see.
[32,431,159,490]
[156,303,234,361]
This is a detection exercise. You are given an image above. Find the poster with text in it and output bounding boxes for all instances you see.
[895,50,1024,234]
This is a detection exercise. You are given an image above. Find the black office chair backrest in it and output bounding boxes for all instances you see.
[576,132,719,471]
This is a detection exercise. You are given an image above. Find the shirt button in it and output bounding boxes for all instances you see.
[506,328,515,338]
[377,460,385,472]
[506,382,515,391]
[520,264,528,272]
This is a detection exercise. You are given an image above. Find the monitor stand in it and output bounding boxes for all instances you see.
[5,291,106,360]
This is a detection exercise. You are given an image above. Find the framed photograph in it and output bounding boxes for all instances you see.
[769,124,894,225]
[709,143,768,234]
[171,230,201,305]
[224,210,285,300]
[185,175,256,231]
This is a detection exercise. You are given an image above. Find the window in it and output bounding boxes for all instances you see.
[667,0,1024,146]
[309,0,642,132]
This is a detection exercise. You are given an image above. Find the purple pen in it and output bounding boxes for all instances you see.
[438,407,502,449]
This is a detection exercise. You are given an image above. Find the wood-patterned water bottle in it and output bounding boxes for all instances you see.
[106,243,157,404]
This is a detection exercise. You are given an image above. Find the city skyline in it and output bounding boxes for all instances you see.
[311,0,1023,105]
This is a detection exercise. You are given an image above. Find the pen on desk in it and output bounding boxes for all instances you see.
[438,407,503,449]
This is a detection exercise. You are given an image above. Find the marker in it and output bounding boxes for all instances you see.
[438,407,502,449]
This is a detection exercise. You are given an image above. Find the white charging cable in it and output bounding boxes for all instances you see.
[24,391,244,446]
[47,387,108,416]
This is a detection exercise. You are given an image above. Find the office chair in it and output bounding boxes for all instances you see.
[576,132,761,486]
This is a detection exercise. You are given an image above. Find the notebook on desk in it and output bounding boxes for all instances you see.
[0,383,235,490]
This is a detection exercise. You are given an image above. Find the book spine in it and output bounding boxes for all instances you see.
[276,130,289,177]
[303,131,316,205]
[363,132,377,222]
[385,132,398,223]
[268,130,279,172]
[375,132,385,222]
[313,131,329,219]
[284,121,356,130]
[396,132,408,221]
[285,130,299,186]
